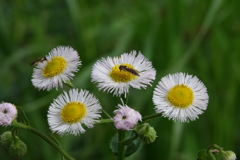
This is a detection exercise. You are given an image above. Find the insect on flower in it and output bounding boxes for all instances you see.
[119,65,140,76]
[30,56,47,66]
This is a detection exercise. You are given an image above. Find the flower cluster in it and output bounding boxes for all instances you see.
[30,47,209,136]
[0,46,213,160]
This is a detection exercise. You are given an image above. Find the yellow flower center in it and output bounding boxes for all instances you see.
[109,63,137,82]
[167,84,194,108]
[61,101,86,123]
[42,56,67,77]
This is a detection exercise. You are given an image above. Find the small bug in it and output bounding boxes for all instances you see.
[210,149,219,154]
[30,56,47,66]
[119,65,140,76]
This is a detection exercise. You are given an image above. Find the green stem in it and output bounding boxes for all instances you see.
[49,134,65,160]
[117,130,126,160]
[102,108,112,119]
[17,106,30,125]
[207,150,216,160]
[12,121,75,160]
[121,131,138,145]
[65,80,76,88]
[207,144,222,152]
[95,119,113,124]
[142,113,162,121]
[206,144,223,160]
[11,127,19,144]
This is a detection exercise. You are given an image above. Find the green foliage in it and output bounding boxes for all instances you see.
[110,131,141,157]
[197,149,207,160]
[0,0,240,159]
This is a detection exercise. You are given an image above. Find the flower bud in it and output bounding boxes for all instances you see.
[9,138,27,158]
[220,150,237,160]
[1,131,13,149]
[135,123,157,144]
[113,104,142,130]
[0,102,18,126]
[1,131,27,158]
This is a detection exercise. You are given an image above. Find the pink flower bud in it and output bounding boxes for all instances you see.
[0,103,17,126]
[113,104,141,130]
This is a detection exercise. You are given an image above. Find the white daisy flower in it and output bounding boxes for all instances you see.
[91,51,156,96]
[152,72,209,122]
[47,89,102,136]
[0,102,18,126]
[31,46,81,91]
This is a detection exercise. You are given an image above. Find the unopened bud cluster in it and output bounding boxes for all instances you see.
[1,131,27,158]
[220,150,237,160]
[135,123,157,144]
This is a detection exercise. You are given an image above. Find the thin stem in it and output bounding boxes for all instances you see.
[206,144,223,160]
[207,150,216,160]
[95,119,113,124]
[100,109,116,129]
[12,121,75,160]
[207,144,222,152]
[17,106,30,125]
[102,108,112,119]
[65,80,76,88]
[121,131,138,145]
[117,130,126,160]
[142,113,162,121]
[49,134,65,160]
[11,127,19,144]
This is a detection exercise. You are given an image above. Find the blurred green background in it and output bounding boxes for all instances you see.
[1,0,240,159]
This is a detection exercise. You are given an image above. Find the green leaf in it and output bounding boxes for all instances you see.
[197,149,207,160]
[17,106,30,125]
[125,136,141,157]
[110,133,118,156]
[110,131,141,157]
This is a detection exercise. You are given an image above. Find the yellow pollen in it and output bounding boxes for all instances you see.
[167,84,194,108]
[61,101,86,123]
[42,56,67,77]
[109,63,137,82]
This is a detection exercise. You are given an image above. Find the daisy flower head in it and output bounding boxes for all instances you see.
[91,51,156,96]
[31,46,81,91]
[0,102,18,126]
[113,103,142,130]
[153,72,209,122]
[47,89,102,136]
